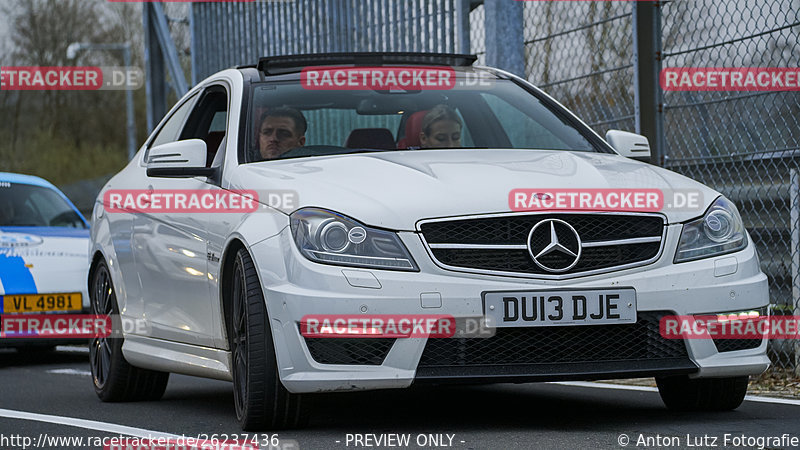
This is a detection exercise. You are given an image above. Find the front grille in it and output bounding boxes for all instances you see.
[304,338,395,365]
[417,311,687,368]
[420,213,664,277]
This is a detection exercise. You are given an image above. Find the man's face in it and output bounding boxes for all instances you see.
[420,120,462,149]
[259,116,305,159]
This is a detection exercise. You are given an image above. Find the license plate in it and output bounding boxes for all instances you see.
[483,288,636,327]
[2,293,82,313]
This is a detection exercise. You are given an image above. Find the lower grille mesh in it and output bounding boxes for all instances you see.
[418,311,687,367]
[304,338,395,365]
[713,338,762,353]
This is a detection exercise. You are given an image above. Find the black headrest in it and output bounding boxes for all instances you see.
[345,128,396,150]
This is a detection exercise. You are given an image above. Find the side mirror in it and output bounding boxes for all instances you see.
[146,139,215,177]
[605,130,652,163]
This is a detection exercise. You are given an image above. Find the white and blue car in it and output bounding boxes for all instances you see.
[0,172,90,350]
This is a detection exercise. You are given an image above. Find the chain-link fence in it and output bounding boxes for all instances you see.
[469,3,485,65]
[487,0,799,370]
[660,0,800,369]
[522,1,635,136]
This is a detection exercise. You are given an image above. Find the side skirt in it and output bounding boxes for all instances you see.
[122,334,232,381]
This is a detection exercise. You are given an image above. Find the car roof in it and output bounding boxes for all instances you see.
[0,172,58,190]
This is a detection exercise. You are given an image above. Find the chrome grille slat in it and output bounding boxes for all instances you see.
[428,235,662,250]
[428,243,529,250]
[581,236,663,248]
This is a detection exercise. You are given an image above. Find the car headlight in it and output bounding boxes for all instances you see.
[674,196,747,263]
[290,208,418,271]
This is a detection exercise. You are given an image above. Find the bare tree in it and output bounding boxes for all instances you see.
[9,0,111,139]
[0,0,145,182]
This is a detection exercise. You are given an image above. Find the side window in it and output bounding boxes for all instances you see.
[179,85,229,167]
[149,93,199,149]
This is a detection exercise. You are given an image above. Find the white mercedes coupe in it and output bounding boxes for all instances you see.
[89,53,769,430]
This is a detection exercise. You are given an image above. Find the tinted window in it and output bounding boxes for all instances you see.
[0,183,86,228]
[180,87,229,167]
[245,69,599,163]
[150,93,199,148]
[481,93,591,151]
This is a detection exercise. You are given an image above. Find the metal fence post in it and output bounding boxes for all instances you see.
[143,4,166,134]
[632,1,664,166]
[122,46,136,160]
[791,168,800,375]
[144,4,189,133]
[189,4,198,87]
[483,0,524,77]
[455,0,471,54]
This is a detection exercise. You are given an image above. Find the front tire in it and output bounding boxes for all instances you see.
[89,259,169,401]
[229,248,308,430]
[656,375,749,411]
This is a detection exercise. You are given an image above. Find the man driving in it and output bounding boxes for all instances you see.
[258,106,307,160]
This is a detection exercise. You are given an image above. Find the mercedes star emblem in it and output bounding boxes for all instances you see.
[527,219,582,273]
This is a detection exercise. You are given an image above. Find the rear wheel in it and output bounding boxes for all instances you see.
[656,375,749,411]
[230,248,308,430]
[90,259,169,401]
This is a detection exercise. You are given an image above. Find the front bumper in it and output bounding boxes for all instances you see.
[252,225,769,394]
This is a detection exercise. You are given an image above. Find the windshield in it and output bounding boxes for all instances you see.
[0,182,87,228]
[245,68,602,163]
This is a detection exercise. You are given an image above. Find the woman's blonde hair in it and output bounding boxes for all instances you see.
[421,104,462,135]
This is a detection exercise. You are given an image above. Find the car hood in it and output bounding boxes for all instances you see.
[0,227,89,296]
[236,149,719,230]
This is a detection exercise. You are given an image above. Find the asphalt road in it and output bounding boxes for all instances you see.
[1,346,799,450]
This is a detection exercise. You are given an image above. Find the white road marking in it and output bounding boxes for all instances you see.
[745,394,800,406]
[547,381,658,392]
[0,408,180,439]
[551,381,800,406]
[46,368,91,376]
[552,381,658,392]
[55,346,89,353]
